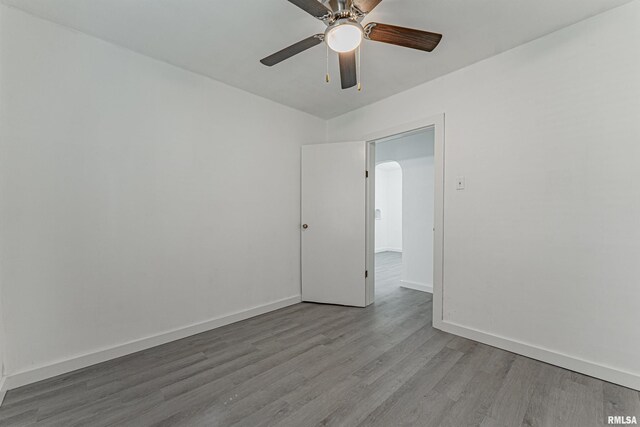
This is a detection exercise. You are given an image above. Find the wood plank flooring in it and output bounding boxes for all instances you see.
[1,252,638,426]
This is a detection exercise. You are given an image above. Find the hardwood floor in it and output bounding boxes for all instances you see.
[1,252,638,426]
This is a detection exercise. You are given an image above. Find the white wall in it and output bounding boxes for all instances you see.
[374,163,402,252]
[376,131,435,290]
[329,1,640,389]
[0,5,325,384]
[385,168,403,252]
[374,167,388,251]
[401,156,434,290]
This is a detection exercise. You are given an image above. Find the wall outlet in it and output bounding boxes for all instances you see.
[456,176,466,190]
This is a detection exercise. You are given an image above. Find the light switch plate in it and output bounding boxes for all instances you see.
[456,176,465,190]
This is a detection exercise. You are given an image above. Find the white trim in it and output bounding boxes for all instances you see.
[0,376,7,407]
[363,115,442,143]
[365,142,376,306]
[4,295,301,390]
[374,247,402,253]
[438,320,640,391]
[400,280,433,294]
[432,114,445,331]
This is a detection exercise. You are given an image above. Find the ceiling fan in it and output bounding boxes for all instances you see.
[260,0,442,90]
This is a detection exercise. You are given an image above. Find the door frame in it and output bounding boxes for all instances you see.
[364,114,445,326]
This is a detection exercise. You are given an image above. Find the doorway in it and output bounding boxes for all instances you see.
[300,114,444,317]
[370,127,437,301]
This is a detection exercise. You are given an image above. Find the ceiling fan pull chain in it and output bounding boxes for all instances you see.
[325,43,330,83]
[357,44,362,91]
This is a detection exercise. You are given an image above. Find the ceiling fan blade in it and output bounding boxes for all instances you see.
[260,35,324,66]
[364,23,442,52]
[329,0,339,11]
[287,0,333,19]
[351,0,382,14]
[338,51,357,89]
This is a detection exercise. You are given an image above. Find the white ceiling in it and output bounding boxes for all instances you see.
[3,0,633,119]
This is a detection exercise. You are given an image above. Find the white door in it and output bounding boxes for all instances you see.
[301,142,367,307]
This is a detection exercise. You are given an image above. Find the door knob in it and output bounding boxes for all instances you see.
[302,224,309,229]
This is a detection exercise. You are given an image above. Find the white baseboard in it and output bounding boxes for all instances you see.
[434,319,640,392]
[400,280,433,294]
[4,295,301,391]
[0,376,7,407]
[375,247,402,253]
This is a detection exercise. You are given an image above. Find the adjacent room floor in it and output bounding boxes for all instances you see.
[0,252,637,426]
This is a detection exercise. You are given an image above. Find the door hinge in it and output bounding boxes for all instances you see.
[365,170,369,178]
[365,270,368,278]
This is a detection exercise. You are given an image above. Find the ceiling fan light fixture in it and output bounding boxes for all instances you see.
[325,21,363,53]
[259,0,443,91]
